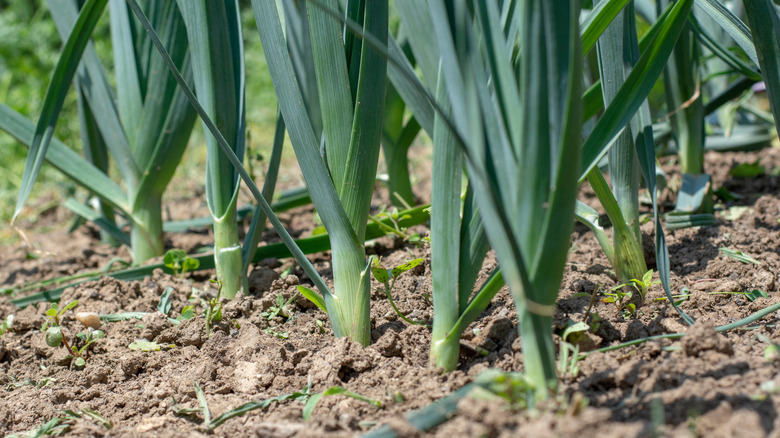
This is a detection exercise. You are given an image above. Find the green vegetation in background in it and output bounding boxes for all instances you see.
[0,0,80,226]
[0,1,283,238]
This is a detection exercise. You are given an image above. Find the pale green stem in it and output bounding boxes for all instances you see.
[587,168,647,284]
[433,269,504,371]
[664,22,704,176]
[214,201,243,299]
[130,192,164,263]
[519,311,556,401]
[384,141,415,208]
[430,63,462,371]
[326,240,371,346]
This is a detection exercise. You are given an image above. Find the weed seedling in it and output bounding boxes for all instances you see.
[602,270,659,317]
[41,300,105,367]
[629,269,660,305]
[259,294,296,339]
[756,334,780,362]
[0,314,13,335]
[369,207,423,244]
[371,257,428,327]
[5,376,55,391]
[719,247,760,265]
[261,294,297,321]
[5,408,113,437]
[471,370,535,409]
[164,249,200,277]
[601,286,637,318]
[172,382,311,430]
[203,280,224,337]
[558,321,589,378]
[588,311,602,334]
[156,286,195,326]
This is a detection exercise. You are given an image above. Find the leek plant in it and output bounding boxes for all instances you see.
[427,70,500,370]
[577,0,780,318]
[394,0,501,371]
[661,1,716,228]
[581,0,648,287]
[251,0,388,346]
[73,70,117,246]
[664,1,706,178]
[417,0,699,394]
[576,0,739,291]
[417,0,582,397]
[176,0,245,298]
[2,0,197,263]
[662,1,772,228]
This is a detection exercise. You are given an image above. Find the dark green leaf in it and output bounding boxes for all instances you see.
[745,289,768,302]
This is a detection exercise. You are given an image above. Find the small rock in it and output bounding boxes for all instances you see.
[75,312,101,329]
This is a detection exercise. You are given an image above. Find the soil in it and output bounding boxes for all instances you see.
[2,149,780,437]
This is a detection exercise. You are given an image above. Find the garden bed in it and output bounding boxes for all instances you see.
[2,148,780,437]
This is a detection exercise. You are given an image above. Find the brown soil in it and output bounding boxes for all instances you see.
[2,149,780,437]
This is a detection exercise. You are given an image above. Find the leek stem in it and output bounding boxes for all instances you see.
[213,200,243,299]
[327,241,372,346]
[430,63,462,371]
[663,20,704,176]
[519,311,556,401]
[130,193,164,263]
[587,168,647,284]
[384,144,415,208]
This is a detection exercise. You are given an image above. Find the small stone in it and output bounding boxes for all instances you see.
[75,312,101,329]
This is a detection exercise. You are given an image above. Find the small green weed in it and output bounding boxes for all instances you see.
[163,249,200,277]
[5,376,55,391]
[203,280,224,336]
[172,382,312,430]
[558,321,590,378]
[368,206,423,244]
[5,408,112,438]
[41,301,104,367]
[259,294,296,339]
[261,294,296,321]
[0,314,13,335]
[719,247,760,265]
[371,257,427,327]
[602,270,659,317]
[729,158,765,178]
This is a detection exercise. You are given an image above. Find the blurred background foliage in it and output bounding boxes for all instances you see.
[0,0,407,231]
[0,0,282,230]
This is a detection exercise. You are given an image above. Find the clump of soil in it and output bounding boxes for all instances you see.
[1,149,780,437]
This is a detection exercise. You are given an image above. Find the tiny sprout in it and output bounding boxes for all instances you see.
[40,300,104,367]
[164,249,200,277]
[371,257,428,327]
